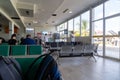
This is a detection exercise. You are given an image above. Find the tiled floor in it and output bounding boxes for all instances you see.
[59,57,120,80]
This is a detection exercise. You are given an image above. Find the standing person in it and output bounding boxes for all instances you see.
[36,33,42,45]
[44,34,49,42]
[23,34,36,45]
[70,31,75,46]
[44,34,49,47]
[8,34,18,45]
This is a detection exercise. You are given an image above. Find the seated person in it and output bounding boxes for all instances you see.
[23,34,36,45]
[8,34,17,45]
[0,37,5,43]
[20,37,24,45]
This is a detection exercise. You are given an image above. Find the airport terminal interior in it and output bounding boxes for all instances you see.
[0,0,120,80]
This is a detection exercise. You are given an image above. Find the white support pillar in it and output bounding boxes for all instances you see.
[9,22,14,38]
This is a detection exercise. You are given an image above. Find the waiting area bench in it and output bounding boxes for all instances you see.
[59,44,98,61]
[0,45,42,56]
[0,45,44,80]
[44,42,98,61]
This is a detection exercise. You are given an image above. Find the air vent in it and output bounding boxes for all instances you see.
[18,8,33,17]
[26,11,30,15]
[63,9,69,13]
[52,14,57,16]
[11,17,20,20]
[28,23,31,25]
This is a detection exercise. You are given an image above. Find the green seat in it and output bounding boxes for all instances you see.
[16,57,43,80]
[1,43,9,45]
[0,45,10,56]
[11,45,27,56]
[28,45,42,55]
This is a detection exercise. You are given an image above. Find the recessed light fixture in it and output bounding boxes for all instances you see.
[28,23,31,25]
[33,20,38,23]
[69,11,72,14]
[52,21,55,23]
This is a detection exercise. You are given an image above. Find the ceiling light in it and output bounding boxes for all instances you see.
[69,11,72,14]
[33,20,38,23]
[26,28,34,30]
[28,23,31,25]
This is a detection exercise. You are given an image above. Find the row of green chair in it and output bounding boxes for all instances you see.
[0,45,42,56]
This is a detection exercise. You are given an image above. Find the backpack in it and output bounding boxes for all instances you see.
[0,56,24,80]
[25,53,62,80]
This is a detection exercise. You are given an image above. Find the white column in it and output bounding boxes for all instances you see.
[9,22,14,38]
[90,7,93,43]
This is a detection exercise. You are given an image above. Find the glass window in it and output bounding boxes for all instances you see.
[92,20,103,56]
[68,19,73,31]
[26,28,34,33]
[60,31,64,38]
[59,24,65,31]
[105,16,120,59]
[64,22,67,29]
[105,37,119,59]
[58,25,61,31]
[105,0,120,17]
[74,16,80,37]
[93,37,103,56]
[105,16,120,36]
[81,11,90,36]
[68,19,74,37]
[57,26,60,32]
[93,4,103,20]
[93,20,103,36]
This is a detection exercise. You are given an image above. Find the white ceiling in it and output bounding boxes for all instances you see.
[0,13,9,26]
[47,0,102,26]
[1,0,107,28]
[0,0,24,28]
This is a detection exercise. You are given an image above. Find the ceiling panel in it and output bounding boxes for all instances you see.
[16,0,64,27]
[10,0,107,27]
[0,13,9,26]
[18,9,33,17]
[0,0,18,18]
[0,0,24,28]
[47,0,106,26]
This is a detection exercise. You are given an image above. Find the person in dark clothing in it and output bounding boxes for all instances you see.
[0,37,5,43]
[36,33,42,45]
[20,37,25,45]
[70,31,75,46]
[8,34,17,45]
[0,37,6,45]
[23,34,36,45]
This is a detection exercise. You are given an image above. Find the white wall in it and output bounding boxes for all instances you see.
[0,26,9,41]
[18,26,26,37]
[0,25,26,41]
[34,25,56,35]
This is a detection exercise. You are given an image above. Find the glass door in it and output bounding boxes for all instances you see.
[105,16,120,59]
